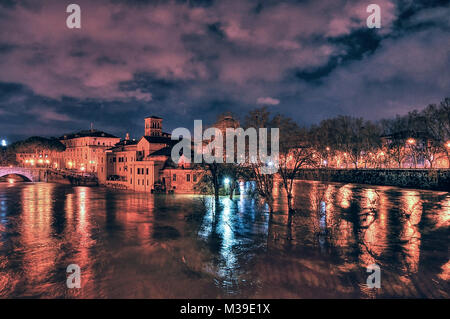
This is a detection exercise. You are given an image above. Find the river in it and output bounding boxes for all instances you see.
[0,181,448,298]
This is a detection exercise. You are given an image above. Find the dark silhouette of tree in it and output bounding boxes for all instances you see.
[273,114,317,213]
[244,107,276,214]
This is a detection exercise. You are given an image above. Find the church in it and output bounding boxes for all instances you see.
[98,116,202,193]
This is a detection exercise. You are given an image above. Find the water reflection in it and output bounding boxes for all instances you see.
[0,181,448,298]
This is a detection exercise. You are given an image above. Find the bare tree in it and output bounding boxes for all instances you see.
[244,107,276,214]
[273,114,317,213]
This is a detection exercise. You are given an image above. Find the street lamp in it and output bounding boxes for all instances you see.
[407,138,416,145]
[1,139,7,147]
[224,177,230,185]
[446,141,450,149]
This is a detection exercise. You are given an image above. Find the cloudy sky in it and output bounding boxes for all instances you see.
[0,0,449,141]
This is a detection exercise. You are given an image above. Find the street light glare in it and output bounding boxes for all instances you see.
[1,139,6,147]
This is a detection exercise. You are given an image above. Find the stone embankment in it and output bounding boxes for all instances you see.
[295,169,450,191]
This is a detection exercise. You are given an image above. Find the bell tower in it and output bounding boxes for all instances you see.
[145,116,163,136]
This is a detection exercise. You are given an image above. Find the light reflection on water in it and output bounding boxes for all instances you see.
[0,181,448,298]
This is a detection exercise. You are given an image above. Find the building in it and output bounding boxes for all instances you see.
[13,136,66,169]
[59,129,121,173]
[16,150,64,169]
[99,116,203,193]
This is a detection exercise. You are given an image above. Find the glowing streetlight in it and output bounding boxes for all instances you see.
[407,138,416,145]
[224,177,230,185]
[446,141,450,149]
[1,139,6,147]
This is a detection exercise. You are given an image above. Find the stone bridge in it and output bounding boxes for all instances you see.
[0,166,47,182]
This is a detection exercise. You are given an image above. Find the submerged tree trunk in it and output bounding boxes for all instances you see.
[214,184,219,202]
[267,197,274,215]
[213,173,219,202]
[287,193,294,213]
[229,180,235,199]
[287,212,293,241]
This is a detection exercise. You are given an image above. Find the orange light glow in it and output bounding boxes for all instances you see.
[407,138,416,145]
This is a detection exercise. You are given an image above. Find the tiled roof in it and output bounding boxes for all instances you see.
[60,129,118,140]
[142,135,176,144]
[145,115,163,119]
[149,147,172,157]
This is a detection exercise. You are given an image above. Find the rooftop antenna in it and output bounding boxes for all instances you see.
[90,122,94,132]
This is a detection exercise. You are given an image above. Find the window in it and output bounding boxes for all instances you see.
[193,174,197,182]
[186,174,190,182]
[146,168,149,175]
[173,174,176,181]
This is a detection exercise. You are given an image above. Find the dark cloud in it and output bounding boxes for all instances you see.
[0,0,448,142]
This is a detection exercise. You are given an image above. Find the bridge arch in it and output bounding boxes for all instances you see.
[0,167,35,182]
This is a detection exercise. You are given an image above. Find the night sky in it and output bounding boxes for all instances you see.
[0,0,449,142]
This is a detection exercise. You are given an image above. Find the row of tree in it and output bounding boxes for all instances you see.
[0,137,66,166]
[197,97,450,217]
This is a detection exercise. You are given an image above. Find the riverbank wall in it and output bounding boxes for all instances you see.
[295,169,450,191]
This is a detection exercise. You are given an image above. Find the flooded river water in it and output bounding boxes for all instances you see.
[0,181,448,298]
